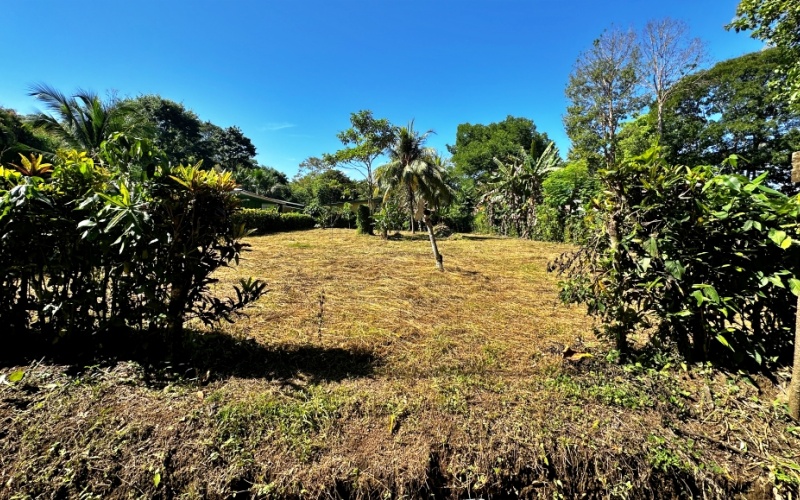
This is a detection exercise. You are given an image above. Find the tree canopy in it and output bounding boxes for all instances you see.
[322,110,395,209]
[564,28,644,170]
[659,48,800,189]
[448,116,552,182]
[0,107,57,164]
[729,0,800,108]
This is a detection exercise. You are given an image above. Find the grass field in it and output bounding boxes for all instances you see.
[1,229,798,498]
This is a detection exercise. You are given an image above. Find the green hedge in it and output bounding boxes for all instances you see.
[233,209,315,234]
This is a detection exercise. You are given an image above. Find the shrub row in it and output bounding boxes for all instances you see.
[0,150,266,356]
[233,209,315,234]
[553,149,799,367]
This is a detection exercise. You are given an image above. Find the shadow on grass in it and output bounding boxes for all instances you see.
[176,330,379,385]
[1,328,379,386]
[457,234,503,241]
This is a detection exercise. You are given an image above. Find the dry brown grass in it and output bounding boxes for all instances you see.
[212,229,592,374]
[1,229,798,498]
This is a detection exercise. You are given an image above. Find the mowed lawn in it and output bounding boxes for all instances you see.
[215,229,591,373]
[1,230,796,498]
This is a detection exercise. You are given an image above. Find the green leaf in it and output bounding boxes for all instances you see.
[692,290,705,306]
[703,286,720,303]
[153,471,161,487]
[716,335,734,351]
[7,369,24,383]
[789,278,800,297]
[767,275,785,288]
[643,237,659,258]
[769,229,787,246]
[781,236,792,249]
[665,260,685,280]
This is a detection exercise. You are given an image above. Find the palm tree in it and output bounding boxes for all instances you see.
[376,121,434,233]
[480,141,562,238]
[376,121,452,271]
[28,84,141,153]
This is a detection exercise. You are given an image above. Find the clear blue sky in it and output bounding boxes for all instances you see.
[1,0,762,178]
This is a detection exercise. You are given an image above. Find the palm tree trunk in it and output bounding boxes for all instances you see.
[407,186,415,234]
[424,214,444,271]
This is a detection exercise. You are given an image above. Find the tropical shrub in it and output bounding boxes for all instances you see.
[478,142,561,239]
[232,209,315,235]
[0,150,266,356]
[534,160,598,243]
[551,148,800,367]
[356,204,373,235]
[373,202,407,237]
[302,200,355,228]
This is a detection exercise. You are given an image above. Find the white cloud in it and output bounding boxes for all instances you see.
[260,122,297,132]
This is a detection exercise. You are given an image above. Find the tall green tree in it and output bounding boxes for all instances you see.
[130,95,258,171]
[28,84,142,153]
[0,107,57,164]
[323,110,395,211]
[236,165,291,198]
[377,121,452,270]
[729,0,800,109]
[202,124,258,171]
[564,28,645,170]
[660,48,800,190]
[729,1,800,420]
[448,116,551,183]
[128,95,203,164]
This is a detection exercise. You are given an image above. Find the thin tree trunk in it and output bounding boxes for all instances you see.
[788,152,800,419]
[406,186,415,234]
[790,292,800,419]
[424,214,444,271]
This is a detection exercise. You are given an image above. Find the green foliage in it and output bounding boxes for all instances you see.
[437,183,476,233]
[448,116,551,183]
[0,148,266,354]
[0,107,57,164]
[291,168,357,206]
[659,49,800,191]
[28,84,145,153]
[128,95,203,163]
[729,0,800,108]
[355,204,373,235]
[302,202,355,229]
[376,122,452,227]
[535,160,599,243]
[127,95,259,171]
[232,209,315,234]
[373,202,407,236]
[478,141,562,238]
[322,110,395,208]
[235,165,291,198]
[552,148,799,366]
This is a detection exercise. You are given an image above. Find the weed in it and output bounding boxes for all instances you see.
[214,386,346,462]
[546,372,653,410]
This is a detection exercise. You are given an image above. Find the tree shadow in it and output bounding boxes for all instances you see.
[457,234,502,241]
[173,330,380,385]
[1,328,380,387]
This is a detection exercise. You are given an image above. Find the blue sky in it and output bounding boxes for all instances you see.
[1,0,762,178]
